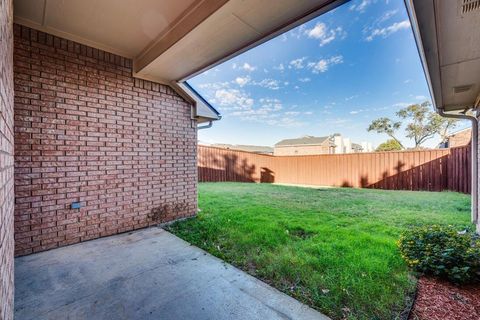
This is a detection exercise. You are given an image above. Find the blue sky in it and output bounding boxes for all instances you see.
[188,0,467,148]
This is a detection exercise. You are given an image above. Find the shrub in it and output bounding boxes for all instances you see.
[398,225,480,283]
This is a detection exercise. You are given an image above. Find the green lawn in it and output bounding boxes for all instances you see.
[167,183,471,320]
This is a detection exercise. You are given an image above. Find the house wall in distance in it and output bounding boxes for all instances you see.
[274,144,334,156]
[0,0,15,318]
[13,24,198,256]
[448,128,471,147]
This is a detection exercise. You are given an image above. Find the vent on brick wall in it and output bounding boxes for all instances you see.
[461,0,480,14]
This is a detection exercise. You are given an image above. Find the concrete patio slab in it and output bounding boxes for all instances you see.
[15,227,330,320]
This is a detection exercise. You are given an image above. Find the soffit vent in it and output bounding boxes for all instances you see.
[453,84,473,94]
[461,0,480,15]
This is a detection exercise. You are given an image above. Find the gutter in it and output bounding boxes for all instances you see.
[198,121,213,130]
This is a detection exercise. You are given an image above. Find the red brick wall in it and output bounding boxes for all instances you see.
[448,128,471,147]
[0,0,15,318]
[13,24,198,256]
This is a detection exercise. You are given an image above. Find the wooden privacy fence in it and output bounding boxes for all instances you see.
[198,145,471,193]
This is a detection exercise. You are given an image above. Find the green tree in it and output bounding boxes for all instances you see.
[367,117,404,149]
[376,139,403,152]
[397,101,454,148]
[368,101,458,149]
[433,114,459,145]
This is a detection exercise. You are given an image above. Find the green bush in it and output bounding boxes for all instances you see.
[398,225,480,283]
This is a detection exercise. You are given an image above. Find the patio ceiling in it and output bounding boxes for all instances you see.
[13,0,346,123]
[406,0,480,112]
[13,0,345,84]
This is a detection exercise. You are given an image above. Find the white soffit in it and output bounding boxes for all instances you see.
[437,0,480,111]
[14,0,343,84]
[134,0,343,82]
[13,0,221,58]
[410,0,480,111]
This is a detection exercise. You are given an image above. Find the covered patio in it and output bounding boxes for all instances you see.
[1,0,345,318]
[14,227,327,319]
[1,0,480,319]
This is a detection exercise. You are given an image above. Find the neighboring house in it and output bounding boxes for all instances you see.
[351,143,364,153]
[440,128,472,148]
[333,134,352,153]
[360,141,374,153]
[274,135,374,156]
[332,134,374,154]
[211,144,274,155]
[274,136,336,156]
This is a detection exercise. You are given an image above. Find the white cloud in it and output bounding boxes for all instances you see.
[214,89,254,111]
[228,97,307,128]
[365,20,410,41]
[404,79,412,84]
[289,57,307,69]
[345,95,358,101]
[285,111,300,116]
[273,63,285,71]
[259,98,282,105]
[349,0,371,13]
[286,25,307,39]
[198,82,230,90]
[273,117,306,128]
[233,98,281,116]
[255,79,281,90]
[379,9,398,23]
[195,81,307,128]
[238,62,257,72]
[392,102,412,108]
[330,118,351,126]
[307,55,343,73]
[298,77,311,82]
[349,105,390,115]
[234,76,251,87]
[415,95,427,100]
[305,23,345,46]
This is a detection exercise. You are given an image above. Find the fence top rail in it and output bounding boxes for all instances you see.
[450,143,471,150]
[199,145,463,158]
[198,145,276,157]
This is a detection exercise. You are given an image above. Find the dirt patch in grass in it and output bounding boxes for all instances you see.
[410,277,480,320]
[288,227,316,239]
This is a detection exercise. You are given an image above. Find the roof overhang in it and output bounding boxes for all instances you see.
[13,0,347,124]
[405,0,480,112]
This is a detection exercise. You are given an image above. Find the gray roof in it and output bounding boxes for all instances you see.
[351,143,363,151]
[275,136,332,147]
